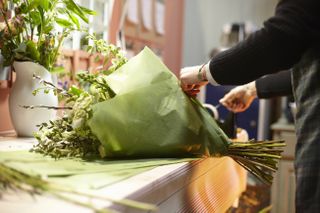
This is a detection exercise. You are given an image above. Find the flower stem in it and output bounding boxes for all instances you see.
[33,74,72,97]
[20,105,72,110]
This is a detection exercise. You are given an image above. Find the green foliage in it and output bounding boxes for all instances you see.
[86,34,128,73]
[0,0,95,71]
[33,36,127,158]
[0,162,158,212]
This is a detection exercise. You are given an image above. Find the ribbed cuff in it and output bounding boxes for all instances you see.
[205,62,220,86]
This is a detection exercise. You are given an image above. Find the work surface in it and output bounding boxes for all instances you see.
[0,136,247,213]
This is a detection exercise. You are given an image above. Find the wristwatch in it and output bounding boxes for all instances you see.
[198,64,208,82]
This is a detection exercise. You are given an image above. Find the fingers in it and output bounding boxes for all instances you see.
[180,65,202,85]
[220,96,252,113]
[179,65,209,98]
[185,89,200,97]
[220,91,237,108]
[181,83,200,97]
[181,83,195,91]
[219,91,247,113]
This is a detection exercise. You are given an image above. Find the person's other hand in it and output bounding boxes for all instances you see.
[180,65,208,97]
[219,81,257,112]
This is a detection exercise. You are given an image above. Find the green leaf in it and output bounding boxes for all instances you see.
[67,11,80,29]
[79,6,97,15]
[51,66,66,74]
[29,0,48,9]
[86,46,93,53]
[26,40,40,61]
[56,7,67,14]
[29,11,41,26]
[69,85,83,96]
[64,0,88,23]
[0,150,194,189]
[94,55,100,63]
[37,0,50,11]
[55,18,73,28]
[28,0,40,11]
[19,3,29,14]
[43,24,54,34]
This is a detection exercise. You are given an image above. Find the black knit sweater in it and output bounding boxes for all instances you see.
[256,70,292,98]
[209,0,320,85]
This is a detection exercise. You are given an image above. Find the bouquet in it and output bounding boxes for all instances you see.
[31,42,284,185]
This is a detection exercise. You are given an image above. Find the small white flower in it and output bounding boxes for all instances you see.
[0,22,6,31]
[72,118,84,129]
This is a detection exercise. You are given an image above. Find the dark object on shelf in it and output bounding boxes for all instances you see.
[216,112,237,139]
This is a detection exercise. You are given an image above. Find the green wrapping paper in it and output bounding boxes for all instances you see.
[88,47,230,158]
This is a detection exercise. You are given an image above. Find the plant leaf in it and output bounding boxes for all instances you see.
[64,0,88,23]
[28,0,40,11]
[79,6,97,15]
[37,0,50,11]
[55,18,73,28]
[69,85,83,96]
[51,66,66,74]
[29,11,41,26]
[94,55,100,63]
[43,24,54,34]
[26,40,40,61]
[56,7,67,14]
[67,11,80,29]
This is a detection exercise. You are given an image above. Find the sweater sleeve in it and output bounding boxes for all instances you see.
[209,0,320,85]
[256,70,292,99]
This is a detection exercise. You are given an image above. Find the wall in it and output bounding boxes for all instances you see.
[182,0,278,66]
[0,88,13,132]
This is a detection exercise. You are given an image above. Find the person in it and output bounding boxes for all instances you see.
[219,70,292,112]
[180,0,320,212]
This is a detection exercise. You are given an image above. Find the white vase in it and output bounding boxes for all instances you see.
[9,61,58,137]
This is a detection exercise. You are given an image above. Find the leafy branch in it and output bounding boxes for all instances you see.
[32,74,72,98]
[32,35,127,159]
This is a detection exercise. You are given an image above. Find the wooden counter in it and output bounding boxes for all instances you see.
[0,137,247,213]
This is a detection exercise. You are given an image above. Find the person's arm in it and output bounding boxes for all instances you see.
[180,0,320,89]
[208,0,319,85]
[219,70,292,112]
[256,70,292,98]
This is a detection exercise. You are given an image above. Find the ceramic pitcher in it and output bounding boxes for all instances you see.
[9,61,58,137]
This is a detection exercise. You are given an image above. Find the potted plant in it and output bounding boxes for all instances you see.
[0,0,94,136]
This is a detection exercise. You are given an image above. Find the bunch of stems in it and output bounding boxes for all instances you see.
[227,140,286,185]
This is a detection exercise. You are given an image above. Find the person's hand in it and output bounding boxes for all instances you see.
[219,81,257,112]
[180,65,208,97]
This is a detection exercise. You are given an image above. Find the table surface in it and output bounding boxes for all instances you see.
[0,136,247,213]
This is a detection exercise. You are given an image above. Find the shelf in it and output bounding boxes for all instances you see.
[0,137,247,212]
